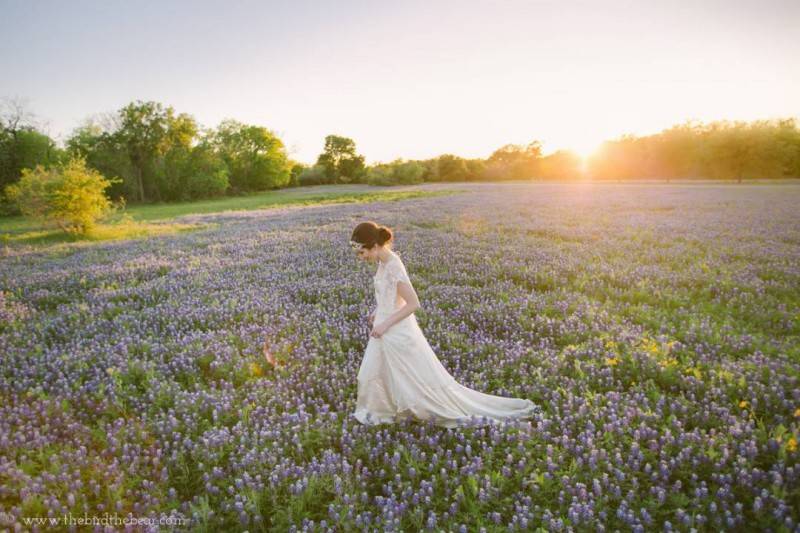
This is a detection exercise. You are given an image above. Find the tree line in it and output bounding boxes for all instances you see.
[2,96,799,216]
[586,118,800,181]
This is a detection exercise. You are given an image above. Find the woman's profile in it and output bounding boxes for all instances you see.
[350,221,539,428]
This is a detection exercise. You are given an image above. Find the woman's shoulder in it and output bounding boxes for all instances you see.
[389,250,406,267]
[388,251,411,279]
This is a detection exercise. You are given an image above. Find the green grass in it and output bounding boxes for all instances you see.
[0,218,214,246]
[120,187,459,222]
[0,185,463,246]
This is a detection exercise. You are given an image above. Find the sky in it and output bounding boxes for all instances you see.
[1,0,799,165]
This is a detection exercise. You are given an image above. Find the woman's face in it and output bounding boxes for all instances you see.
[355,243,379,263]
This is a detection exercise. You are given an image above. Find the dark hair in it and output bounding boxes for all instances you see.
[351,221,394,249]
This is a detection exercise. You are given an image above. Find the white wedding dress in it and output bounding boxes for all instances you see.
[352,250,538,428]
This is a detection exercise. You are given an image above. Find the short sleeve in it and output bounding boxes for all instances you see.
[386,259,412,292]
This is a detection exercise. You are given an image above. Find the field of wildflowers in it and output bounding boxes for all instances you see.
[1,182,799,532]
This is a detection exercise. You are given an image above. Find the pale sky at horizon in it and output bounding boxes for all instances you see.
[1,0,799,165]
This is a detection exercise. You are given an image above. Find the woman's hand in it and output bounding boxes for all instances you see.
[370,321,389,338]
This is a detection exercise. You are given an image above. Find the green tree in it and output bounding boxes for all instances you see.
[115,100,173,203]
[182,142,229,199]
[436,154,469,182]
[586,117,800,181]
[774,118,800,177]
[464,159,487,181]
[316,135,366,184]
[66,110,232,202]
[66,117,134,202]
[486,141,542,179]
[210,119,291,193]
[0,97,64,212]
[654,121,701,179]
[702,121,769,182]
[153,112,199,200]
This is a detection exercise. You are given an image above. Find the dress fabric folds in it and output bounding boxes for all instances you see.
[352,250,538,428]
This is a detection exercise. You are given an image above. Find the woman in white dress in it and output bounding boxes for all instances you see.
[350,221,539,428]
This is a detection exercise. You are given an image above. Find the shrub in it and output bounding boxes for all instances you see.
[186,169,229,200]
[366,164,393,186]
[298,164,329,186]
[366,159,425,186]
[4,157,122,235]
[392,160,424,184]
[0,189,20,216]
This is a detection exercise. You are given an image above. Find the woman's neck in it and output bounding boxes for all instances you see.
[377,248,392,263]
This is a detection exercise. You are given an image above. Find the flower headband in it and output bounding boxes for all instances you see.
[349,240,365,250]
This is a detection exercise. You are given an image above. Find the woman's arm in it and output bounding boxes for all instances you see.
[377,281,420,332]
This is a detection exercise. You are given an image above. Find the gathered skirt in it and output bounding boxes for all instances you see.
[352,313,538,428]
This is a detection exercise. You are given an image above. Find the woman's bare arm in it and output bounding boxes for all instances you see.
[379,281,420,331]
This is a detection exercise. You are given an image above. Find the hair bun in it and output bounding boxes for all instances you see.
[351,221,393,248]
[377,226,392,244]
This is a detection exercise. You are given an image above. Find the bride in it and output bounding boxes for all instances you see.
[350,221,538,428]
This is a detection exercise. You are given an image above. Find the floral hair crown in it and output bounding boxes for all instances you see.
[349,240,365,250]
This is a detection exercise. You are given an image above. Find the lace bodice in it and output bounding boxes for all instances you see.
[373,251,413,317]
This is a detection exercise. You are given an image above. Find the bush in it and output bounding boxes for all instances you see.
[436,154,469,182]
[186,168,229,200]
[366,164,393,186]
[4,157,122,235]
[393,160,424,184]
[0,188,22,216]
[366,159,424,186]
[298,164,329,186]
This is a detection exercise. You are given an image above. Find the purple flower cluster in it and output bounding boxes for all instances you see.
[1,182,799,531]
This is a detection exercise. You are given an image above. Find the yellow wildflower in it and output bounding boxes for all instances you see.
[787,437,797,453]
[666,340,678,353]
[794,408,800,418]
[684,366,702,379]
[717,369,734,383]
[739,400,749,408]
[249,362,263,377]
[640,338,660,355]
[106,367,117,376]
[605,357,619,366]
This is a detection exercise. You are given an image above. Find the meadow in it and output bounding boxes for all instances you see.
[1,181,799,532]
[0,185,455,247]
